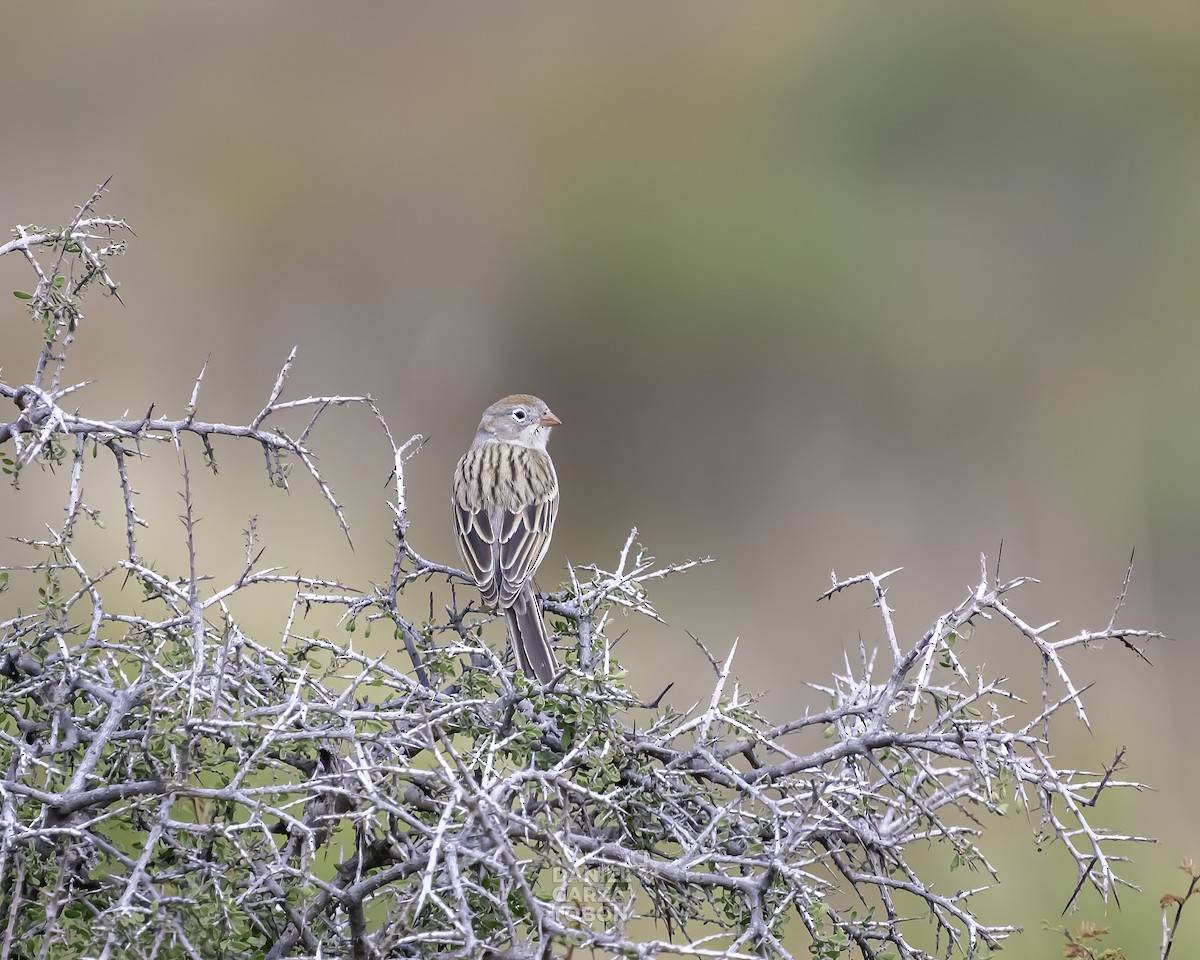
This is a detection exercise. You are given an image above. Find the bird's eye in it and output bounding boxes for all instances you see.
[512,409,527,421]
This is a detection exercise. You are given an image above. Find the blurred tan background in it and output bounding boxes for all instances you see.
[2,2,1198,953]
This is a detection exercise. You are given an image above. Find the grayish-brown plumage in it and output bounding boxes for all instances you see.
[452,394,560,683]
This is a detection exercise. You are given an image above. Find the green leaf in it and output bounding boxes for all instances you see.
[12,290,32,299]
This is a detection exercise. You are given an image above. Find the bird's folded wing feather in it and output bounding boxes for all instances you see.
[454,504,499,605]
[497,498,557,606]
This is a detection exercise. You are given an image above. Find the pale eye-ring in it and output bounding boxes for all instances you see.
[512,409,528,422]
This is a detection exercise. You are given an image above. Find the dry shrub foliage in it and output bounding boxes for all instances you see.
[0,188,1162,960]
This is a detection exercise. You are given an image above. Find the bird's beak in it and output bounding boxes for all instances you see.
[540,410,562,427]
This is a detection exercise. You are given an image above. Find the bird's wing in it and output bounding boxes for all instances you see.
[496,495,558,607]
[454,502,500,606]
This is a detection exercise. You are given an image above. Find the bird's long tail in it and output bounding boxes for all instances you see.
[505,582,557,684]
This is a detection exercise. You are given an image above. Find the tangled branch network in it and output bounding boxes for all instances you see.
[0,187,1162,959]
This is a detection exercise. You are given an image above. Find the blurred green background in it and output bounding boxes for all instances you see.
[2,2,1198,954]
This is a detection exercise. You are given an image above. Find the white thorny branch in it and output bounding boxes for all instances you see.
[0,186,1163,960]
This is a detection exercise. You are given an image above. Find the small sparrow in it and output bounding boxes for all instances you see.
[452,395,561,684]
